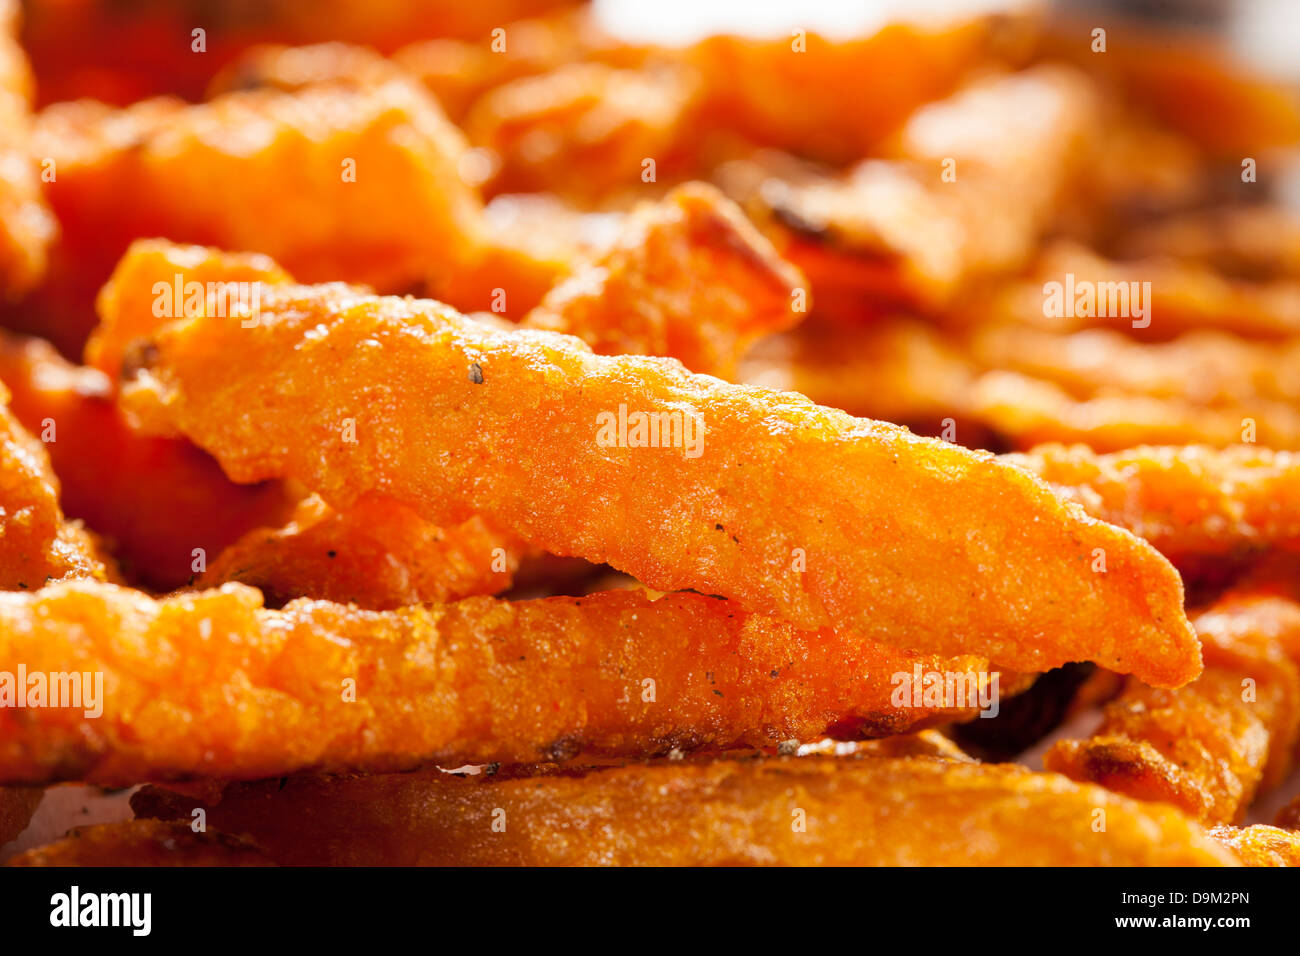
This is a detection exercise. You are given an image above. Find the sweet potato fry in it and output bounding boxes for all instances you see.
[0,331,296,590]
[1118,206,1300,281]
[0,384,108,589]
[1276,794,1300,830]
[971,370,1300,451]
[130,757,1236,866]
[1207,825,1300,867]
[1007,444,1300,565]
[10,76,482,355]
[523,182,807,377]
[733,67,1099,314]
[111,262,1200,685]
[0,786,40,846]
[0,581,1028,786]
[4,820,273,867]
[1045,590,1300,824]
[0,0,54,299]
[200,494,519,609]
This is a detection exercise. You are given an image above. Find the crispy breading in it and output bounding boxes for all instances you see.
[0,331,296,591]
[0,581,1025,786]
[0,383,108,589]
[110,262,1200,685]
[0,0,55,299]
[130,757,1237,866]
[11,76,482,355]
[0,786,40,845]
[1046,589,1300,824]
[1007,444,1300,565]
[523,182,807,377]
[4,820,273,866]
[200,494,520,609]
[1207,825,1300,867]
[971,370,1300,451]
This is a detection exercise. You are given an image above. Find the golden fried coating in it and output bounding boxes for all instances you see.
[0,0,54,299]
[201,494,519,609]
[0,331,296,591]
[1008,444,1300,565]
[13,77,482,355]
[110,260,1200,685]
[130,757,1236,866]
[971,370,1300,452]
[730,67,1099,315]
[0,581,1024,786]
[4,820,273,867]
[0,786,40,845]
[0,383,108,589]
[465,61,703,202]
[1045,591,1300,824]
[523,182,807,377]
[1208,825,1300,867]
[21,0,580,104]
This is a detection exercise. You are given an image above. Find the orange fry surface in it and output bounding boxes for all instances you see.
[1045,590,1300,824]
[1009,444,1300,565]
[0,384,108,589]
[0,0,53,298]
[131,757,1237,866]
[111,257,1201,686]
[523,182,807,377]
[0,331,296,590]
[0,581,1024,786]
[1207,825,1300,867]
[11,76,482,355]
[200,494,520,609]
[4,820,273,867]
[0,785,40,845]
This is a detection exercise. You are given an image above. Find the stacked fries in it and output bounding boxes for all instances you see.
[2,0,1300,868]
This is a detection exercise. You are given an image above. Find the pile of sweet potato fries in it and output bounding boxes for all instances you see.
[2,0,1300,866]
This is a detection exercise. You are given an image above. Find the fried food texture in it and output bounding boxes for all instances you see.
[1207,825,1300,867]
[16,76,482,355]
[200,494,520,609]
[0,382,108,588]
[1008,444,1300,565]
[523,182,808,377]
[0,581,1029,786]
[0,0,54,299]
[0,331,296,590]
[109,256,1201,686]
[4,820,273,866]
[1045,590,1300,824]
[130,757,1237,866]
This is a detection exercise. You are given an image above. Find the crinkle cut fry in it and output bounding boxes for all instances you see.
[1045,589,1300,824]
[0,383,108,589]
[1007,444,1300,565]
[0,0,54,298]
[12,74,482,356]
[114,271,1200,686]
[0,581,1028,786]
[4,820,273,866]
[130,757,1237,866]
[199,494,520,610]
[0,330,297,591]
[523,182,808,378]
